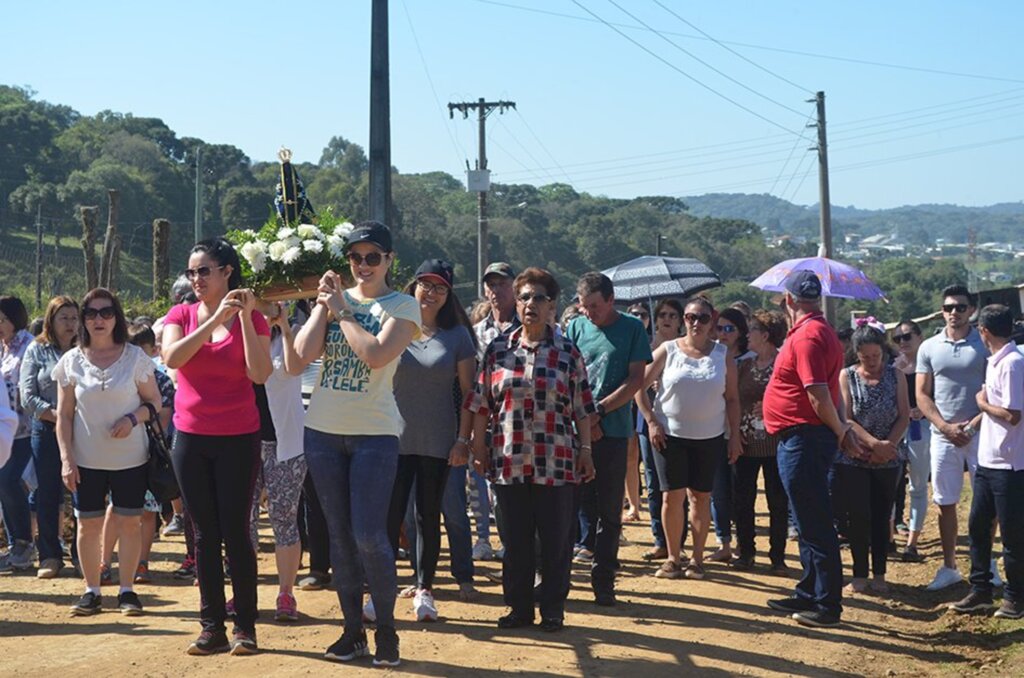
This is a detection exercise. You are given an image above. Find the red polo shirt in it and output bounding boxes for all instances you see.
[763,311,844,435]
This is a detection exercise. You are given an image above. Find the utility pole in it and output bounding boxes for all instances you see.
[809,91,835,325]
[448,98,516,295]
[368,0,392,226]
[34,204,42,309]
[656,233,667,256]
[194,146,203,243]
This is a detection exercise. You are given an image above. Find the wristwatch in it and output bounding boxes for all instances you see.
[456,436,471,446]
[125,412,138,427]
[596,403,607,418]
[336,308,355,322]
[963,423,977,438]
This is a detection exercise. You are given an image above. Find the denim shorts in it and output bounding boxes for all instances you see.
[73,463,148,518]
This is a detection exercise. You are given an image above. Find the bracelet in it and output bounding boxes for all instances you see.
[580,445,593,452]
[125,412,138,427]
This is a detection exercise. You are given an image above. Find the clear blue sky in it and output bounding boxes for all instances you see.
[5,0,1023,209]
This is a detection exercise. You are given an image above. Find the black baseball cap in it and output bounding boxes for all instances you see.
[482,262,515,282]
[415,259,454,288]
[345,220,392,252]
[783,269,823,301]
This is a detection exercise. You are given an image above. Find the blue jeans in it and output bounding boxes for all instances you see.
[711,447,733,544]
[304,428,399,632]
[31,422,64,561]
[576,436,628,592]
[776,426,843,616]
[639,432,664,548]
[969,466,1024,602]
[468,469,491,541]
[905,427,931,533]
[0,437,32,545]
[403,464,475,585]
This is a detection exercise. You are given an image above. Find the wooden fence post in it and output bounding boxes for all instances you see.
[99,189,120,289]
[79,205,99,290]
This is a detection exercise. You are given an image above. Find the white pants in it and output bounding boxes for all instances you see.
[929,429,978,506]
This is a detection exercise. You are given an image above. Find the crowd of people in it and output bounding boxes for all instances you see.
[0,221,1021,667]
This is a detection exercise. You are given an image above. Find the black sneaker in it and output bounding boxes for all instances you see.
[497,611,534,629]
[900,546,924,563]
[325,629,370,661]
[594,589,617,607]
[70,591,103,616]
[187,629,230,656]
[229,628,258,656]
[539,617,564,632]
[949,590,995,613]
[792,610,841,628]
[732,555,754,571]
[372,625,400,667]
[118,591,144,616]
[767,597,815,614]
[994,599,1024,620]
[173,557,196,580]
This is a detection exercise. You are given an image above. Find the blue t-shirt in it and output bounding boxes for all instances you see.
[567,312,652,438]
[916,326,988,426]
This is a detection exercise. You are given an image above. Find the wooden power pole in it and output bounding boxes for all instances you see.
[447,98,516,295]
[810,91,836,325]
[368,0,392,226]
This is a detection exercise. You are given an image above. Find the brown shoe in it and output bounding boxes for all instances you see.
[642,546,668,561]
[654,559,683,579]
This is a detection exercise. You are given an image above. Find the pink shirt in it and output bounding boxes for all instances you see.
[979,342,1024,470]
[164,303,270,436]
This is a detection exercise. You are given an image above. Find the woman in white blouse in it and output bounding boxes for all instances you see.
[55,288,161,617]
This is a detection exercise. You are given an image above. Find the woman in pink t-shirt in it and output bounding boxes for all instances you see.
[161,237,271,656]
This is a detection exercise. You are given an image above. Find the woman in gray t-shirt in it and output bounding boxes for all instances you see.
[388,260,477,623]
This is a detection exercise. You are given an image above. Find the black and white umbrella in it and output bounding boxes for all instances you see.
[601,255,721,302]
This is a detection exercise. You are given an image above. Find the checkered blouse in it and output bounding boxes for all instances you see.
[465,326,596,486]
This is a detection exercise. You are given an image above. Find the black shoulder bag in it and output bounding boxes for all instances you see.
[142,402,179,502]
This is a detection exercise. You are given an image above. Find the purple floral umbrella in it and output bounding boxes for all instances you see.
[750,256,887,301]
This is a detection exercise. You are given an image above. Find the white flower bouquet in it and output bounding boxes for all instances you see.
[226,209,354,299]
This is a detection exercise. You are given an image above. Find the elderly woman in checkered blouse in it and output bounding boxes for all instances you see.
[467,266,596,633]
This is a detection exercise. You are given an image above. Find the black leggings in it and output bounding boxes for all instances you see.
[834,463,901,579]
[171,430,260,634]
[387,455,450,590]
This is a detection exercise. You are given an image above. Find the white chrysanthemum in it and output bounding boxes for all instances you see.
[239,241,268,273]
[303,239,323,253]
[268,240,289,262]
[285,236,302,249]
[333,222,355,238]
[297,223,322,239]
[326,234,345,258]
[281,246,302,265]
[276,227,295,240]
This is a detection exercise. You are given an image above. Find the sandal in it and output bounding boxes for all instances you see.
[684,562,705,580]
[642,546,669,562]
[654,559,683,579]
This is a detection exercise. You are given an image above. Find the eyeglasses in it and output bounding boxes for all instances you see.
[892,332,916,343]
[416,280,450,296]
[942,303,968,313]
[716,324,737,334]
[347,251,385,267]
[684,312,712,325]
[184,265,225,281]
[517,293,551,304]
[83,306,116,320]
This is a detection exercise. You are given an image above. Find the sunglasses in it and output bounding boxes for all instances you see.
[517,293,551,304]
[184,265,225,281]
[347,251,385,267]
[684,312,712,325]
[892,332,916,343]
[416,280,449,296]
[83,306,116,320]
[942,303,968,313]
[716,324,737,334]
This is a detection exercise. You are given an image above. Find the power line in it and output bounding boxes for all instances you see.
[568,0,802,136]
[648,0,811,94]
[471,0,1024,84]
[603,0,808,116]
[493,116,562,184]
[769,112,816,195]
[512,109,576,185]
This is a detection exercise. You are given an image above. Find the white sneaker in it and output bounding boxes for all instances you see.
[413,588,438,622]
[925,566,963,591]
[991,559,1004,588]
[362,596,376,623]
[472,539,495,561]
[8,540,37,570]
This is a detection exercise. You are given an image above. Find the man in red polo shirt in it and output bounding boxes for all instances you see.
[762,270,871,628]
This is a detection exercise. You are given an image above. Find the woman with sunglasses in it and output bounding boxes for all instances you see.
[0,295,35,573]
[294,221,420,667]
[635,299,686,562]
[891,320,929,561]
[732,309,790,573]
[54,288,162,616]
[467,267,596,632]
[643,297,742,580]
[623,302,650,524]
[388,259,478,622]
[19,296,79,579]
[162,238,272,656]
